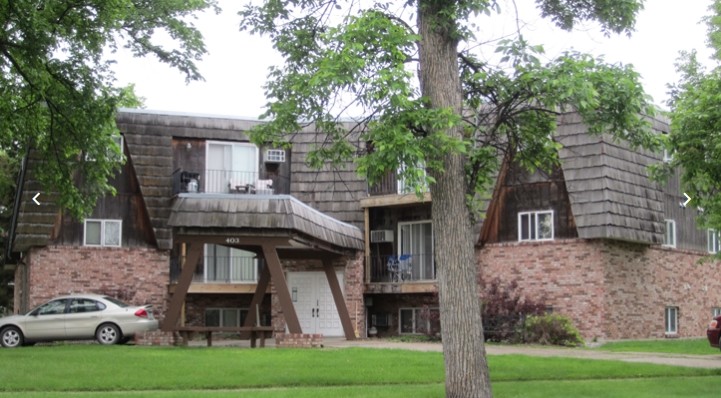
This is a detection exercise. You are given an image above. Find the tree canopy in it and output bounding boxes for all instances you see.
[240,0,657,396]
[665,0,721,236]
[0,0,217,219]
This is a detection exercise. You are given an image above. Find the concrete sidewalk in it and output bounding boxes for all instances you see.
[191,337,721,369]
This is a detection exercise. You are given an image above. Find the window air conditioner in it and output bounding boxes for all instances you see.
[264,149,286,163]
[370,230,393,243]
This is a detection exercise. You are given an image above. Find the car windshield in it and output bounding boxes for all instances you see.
[102,296,129,308]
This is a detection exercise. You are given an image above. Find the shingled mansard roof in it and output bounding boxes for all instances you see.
[11,109,364,253]
[554,112,666,244]
[168,194,364,251]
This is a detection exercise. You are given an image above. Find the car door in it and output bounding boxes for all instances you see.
[23,299,68,340]
[65,298,106,339]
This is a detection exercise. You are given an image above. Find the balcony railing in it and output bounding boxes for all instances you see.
[172,168,289,195]
[170,256,265,284]
[367,253,435,283]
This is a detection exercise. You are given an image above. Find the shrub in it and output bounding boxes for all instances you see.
[480,277,546,343]
[523,313,584,347]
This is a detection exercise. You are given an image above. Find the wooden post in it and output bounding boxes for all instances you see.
[262,243,302,333]
[322,258,356,340]
[163,241,202,331]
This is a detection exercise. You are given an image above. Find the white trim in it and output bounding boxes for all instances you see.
[664,306,678,335]
[663,219,676,248]
[708,229,719,254]
[517,210,554,242]
[83,219,122,247]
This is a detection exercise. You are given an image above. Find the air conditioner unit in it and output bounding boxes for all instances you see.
[264,149,286,163]
[370,230,393,243]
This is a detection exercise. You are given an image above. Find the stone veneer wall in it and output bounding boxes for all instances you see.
[477,238,721,340]
[23,245,171,344]
[271,251,365,337]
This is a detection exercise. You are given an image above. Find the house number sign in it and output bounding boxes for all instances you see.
[225,237,241,244]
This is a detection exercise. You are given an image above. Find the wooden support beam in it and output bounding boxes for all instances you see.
[241,263,272,339]
[162,243,202,331]
[323,258,356,340]
[262,243,302,333]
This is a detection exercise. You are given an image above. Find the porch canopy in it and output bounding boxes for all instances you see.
[164,194,364,339]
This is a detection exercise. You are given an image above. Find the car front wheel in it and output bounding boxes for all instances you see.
[1,326,24,348]
[96,323,121,345]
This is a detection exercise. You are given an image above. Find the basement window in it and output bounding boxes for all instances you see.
[663,220,676,248]
[205,308,247,327]
[518,210,554,241]
[665,306,678,335]
[708,229,720,254]
[84,219,122,247]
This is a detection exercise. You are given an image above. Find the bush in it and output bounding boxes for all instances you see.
[523,314,584,347]
[480,277,546,343]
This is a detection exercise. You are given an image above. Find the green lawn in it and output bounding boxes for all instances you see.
[0,344,718,397]
[596,338,718,356]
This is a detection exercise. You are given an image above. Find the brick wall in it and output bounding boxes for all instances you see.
[477,239,721,340]
[25,245,170,317]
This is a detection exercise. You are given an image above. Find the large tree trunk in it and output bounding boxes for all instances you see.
[417,1,493,397]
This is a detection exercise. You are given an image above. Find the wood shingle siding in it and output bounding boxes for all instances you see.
[556,112,665,244]
[12,151,60,252]
[167,194,363,251]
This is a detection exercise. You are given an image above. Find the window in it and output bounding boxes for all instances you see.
[84,219,122,247]
[663,220,676,248]
[665,306,678,335]
[518,211,554,241]
[205,308,248,327]
[31,299,68,316]
[708,229,720,254]
[397,162,428,194]
[206,141,259,193]
[713,307,721,317]
[203,244,259,283]
[398,221,434,280]
[663,148,673,163]
[399,307,440,335]
[68,298,104,314]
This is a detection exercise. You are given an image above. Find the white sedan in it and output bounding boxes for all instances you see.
[0,294,159,348]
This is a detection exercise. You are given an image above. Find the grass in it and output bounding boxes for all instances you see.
[0,344,718,397]
[596,338,718,356]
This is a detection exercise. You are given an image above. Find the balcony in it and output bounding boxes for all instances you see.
[170,255,267,294]
[366,253,435,283]
[172,168,290,196]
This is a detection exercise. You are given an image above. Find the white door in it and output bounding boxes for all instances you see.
[287,271,345,336]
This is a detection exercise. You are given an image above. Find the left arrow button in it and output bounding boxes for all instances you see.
[32,193,40,205]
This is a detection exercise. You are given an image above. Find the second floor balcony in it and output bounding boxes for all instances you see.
[367,253,435,283]
[172,168,290,196]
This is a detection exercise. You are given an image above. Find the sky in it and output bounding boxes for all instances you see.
[111,0,717,118]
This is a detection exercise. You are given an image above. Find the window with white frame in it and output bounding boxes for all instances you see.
[518,210,554,241]
[665,306,678,335]
[206,141,259,193]
[397,162,428,194]
[84,219,122,247]
[398,220,434,280]
[203,244,258,283]
[663,220,676,248]
[708,229,720,254]
[399,307,440,335]
[712,307,721,317]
